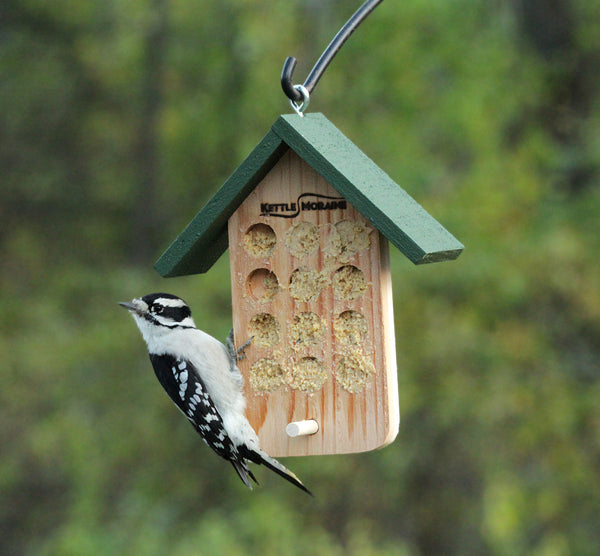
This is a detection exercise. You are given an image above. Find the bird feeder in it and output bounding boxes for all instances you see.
[155,113,463,457]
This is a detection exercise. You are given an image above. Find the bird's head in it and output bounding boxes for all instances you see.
[119,293,196,340]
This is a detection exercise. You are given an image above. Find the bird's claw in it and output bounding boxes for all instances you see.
[226,329,253,361]
[236,336,253,361]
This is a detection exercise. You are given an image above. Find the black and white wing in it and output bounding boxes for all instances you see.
[148,352,258,488]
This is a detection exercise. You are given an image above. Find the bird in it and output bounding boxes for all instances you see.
[119,292,312,495]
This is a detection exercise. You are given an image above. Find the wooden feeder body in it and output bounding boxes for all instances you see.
[154,113,464,459]
[228,149,398,456]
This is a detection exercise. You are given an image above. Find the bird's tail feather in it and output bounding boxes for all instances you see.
[243,447,313,496]
[231,459,259,490]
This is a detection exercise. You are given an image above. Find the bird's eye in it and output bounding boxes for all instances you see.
[153,305,164,314]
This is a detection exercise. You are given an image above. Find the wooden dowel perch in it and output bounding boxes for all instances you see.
[286,420,319,438]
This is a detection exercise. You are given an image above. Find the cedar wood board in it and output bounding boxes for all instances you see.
[228,149,399,457]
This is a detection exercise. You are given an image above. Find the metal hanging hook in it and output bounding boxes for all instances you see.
[289,84,310,117]
[281,0,384,106]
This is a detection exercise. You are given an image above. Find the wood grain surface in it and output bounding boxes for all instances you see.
[228,149,399,456]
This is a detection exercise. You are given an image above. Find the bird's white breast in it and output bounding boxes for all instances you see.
[135,317,247,422]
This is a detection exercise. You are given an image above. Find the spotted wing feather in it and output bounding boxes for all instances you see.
[149,353,258,487]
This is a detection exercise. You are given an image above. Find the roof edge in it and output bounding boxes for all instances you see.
[272,114,464,264]
[155,112,464,277]
[154,129,287,277]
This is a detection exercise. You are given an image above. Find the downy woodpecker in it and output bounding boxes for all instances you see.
[119,293,311,495]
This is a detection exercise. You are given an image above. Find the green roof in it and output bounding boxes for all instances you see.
[155,113,463,277]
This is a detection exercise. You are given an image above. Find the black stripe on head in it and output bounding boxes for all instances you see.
[141,293,192,324]
[141,293,185,306]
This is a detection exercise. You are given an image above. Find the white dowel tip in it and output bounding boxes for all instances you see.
[286,419,319,437]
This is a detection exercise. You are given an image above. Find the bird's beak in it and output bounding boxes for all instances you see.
[119,299,146,316]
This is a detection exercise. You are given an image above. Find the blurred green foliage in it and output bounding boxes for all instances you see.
[1,0,599,554]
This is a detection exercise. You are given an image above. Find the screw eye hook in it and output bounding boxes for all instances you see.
[289,85,310,117]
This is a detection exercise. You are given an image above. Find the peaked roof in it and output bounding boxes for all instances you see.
[155,113,463,277]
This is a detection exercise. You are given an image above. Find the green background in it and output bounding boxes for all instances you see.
[2,1,599,554]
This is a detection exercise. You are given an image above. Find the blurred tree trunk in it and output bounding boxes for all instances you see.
[130,0,168,263]
[513,0,575,56]
[511,0,599,193]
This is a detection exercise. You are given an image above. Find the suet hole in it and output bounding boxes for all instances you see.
[326,220,372,263]
[334,310,367,346]
[246,268,280,302]
[248,313,280,347]
[289,267,330,302]
[332,265,367,300]
[249,358,284,393]
[289,312,325,350]
[243,223,276,257]
[287,357,328,393]
[335,351,375,393]
[285,222,320,258]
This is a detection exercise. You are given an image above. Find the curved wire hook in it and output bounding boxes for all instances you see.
[281,0,384,105]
